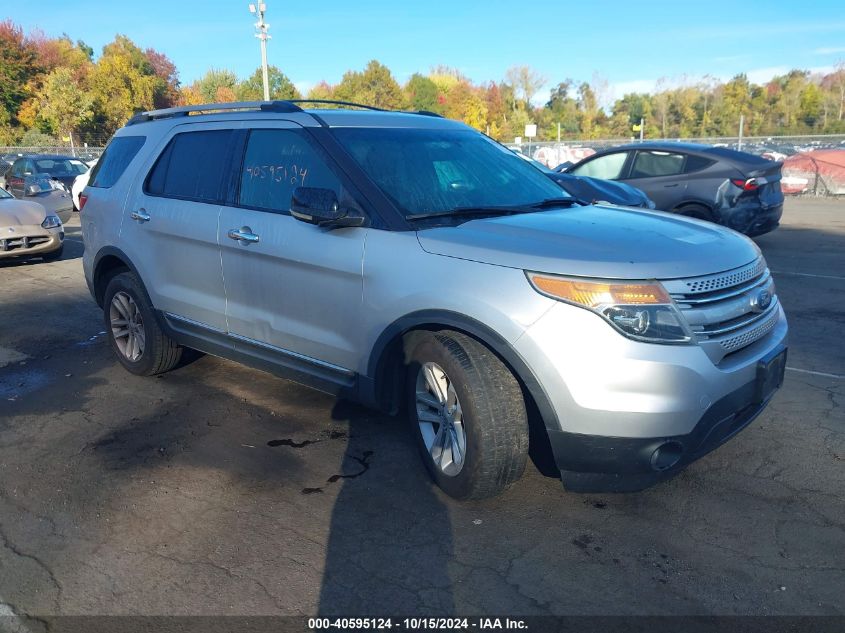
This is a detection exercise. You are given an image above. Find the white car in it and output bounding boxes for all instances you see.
[72,158,97,210]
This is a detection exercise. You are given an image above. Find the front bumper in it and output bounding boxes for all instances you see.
[514,300,788,492]
[0,225,63,259]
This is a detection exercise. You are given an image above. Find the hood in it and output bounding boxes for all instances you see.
[0,198,48,226]
[416,205,760,280]
[552,173,650,207]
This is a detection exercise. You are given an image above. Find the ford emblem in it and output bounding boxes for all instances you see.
[751,289,772,313]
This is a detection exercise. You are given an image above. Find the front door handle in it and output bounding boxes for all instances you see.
[130,209,151,222]
[227,227,260,244]
[663,183,679,188]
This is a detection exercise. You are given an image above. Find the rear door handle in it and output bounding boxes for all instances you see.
[663,183,679,188]
[227,227,260,244]
[129,209,151,222]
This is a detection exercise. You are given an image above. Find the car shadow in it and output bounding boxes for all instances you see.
[317,400,456,614]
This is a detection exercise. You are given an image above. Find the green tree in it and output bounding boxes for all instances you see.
[37,67,93,144]
[195,68,238,102]
[404,73,441,112]
[334,60,404,109]
[504,65,546,107]
[237,66,300,101]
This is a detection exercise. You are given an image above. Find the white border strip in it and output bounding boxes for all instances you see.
[786,366,844,380]
[771,270,845,282]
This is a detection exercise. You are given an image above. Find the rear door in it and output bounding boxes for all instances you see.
[620,150,688,210]
[120,123,235,331]
[219,123,368,374]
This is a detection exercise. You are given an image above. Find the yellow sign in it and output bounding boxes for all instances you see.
[61,136,71,142]
[632,124,642,132]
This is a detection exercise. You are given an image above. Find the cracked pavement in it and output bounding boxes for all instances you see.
[0,199,843,618]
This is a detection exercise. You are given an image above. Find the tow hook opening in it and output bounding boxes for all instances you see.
[650,441,684,471]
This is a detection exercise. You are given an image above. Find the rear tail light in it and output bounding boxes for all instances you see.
[78,193,88,211]
[731,178,759,191]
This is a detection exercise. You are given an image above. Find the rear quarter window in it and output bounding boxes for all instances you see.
[145,130,234,203]
[89,136,146,188]
[683,155,715,173]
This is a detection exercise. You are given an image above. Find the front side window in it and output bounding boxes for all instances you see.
[89,136,146,188]
[238,129,341,213]
[571,152,629,180]
[331,128,566,217]
[629,151,685,178]
[146,130,234,203]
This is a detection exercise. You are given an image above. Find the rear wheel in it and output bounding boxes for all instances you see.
[676,204,714,222]
[103,272,182,376]
[406,330,529,500]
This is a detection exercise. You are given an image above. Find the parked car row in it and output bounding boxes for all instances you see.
[0,153,91,263]
[79,100,787,501]
[555,142,784,237]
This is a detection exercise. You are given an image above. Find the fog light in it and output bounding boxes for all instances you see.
[650,441,683,471]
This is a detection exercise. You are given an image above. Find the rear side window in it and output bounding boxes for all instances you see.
[89,136,146,188]
[629,151,685,178]
[146,130,234,203]
[572,152,628,180]
[683,154,715,173]
[238,129,341,214]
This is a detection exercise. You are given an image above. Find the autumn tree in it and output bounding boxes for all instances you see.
[37,67,93,145]
[0,20,41,124]
[333,60,404,109]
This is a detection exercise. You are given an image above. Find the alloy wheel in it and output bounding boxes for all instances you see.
[415,362,467,476]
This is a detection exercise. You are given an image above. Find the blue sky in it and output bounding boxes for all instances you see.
[9,0,845,103]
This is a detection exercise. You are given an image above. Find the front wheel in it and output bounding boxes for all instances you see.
[406,331,529,500]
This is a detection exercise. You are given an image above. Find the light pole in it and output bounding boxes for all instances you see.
[248,3,271,101]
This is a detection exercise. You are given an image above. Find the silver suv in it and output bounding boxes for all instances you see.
[81,101,788,499]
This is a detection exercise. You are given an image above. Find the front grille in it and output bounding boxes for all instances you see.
[0,235,50,252]
[664,258,780,359]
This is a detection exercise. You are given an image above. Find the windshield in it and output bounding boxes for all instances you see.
[331,128,569,218]
[34,158,88,176]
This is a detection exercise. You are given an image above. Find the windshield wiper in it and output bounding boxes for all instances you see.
[530,197,577,208]
[405,206,527,221]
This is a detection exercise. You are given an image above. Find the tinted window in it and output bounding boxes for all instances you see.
[332,128,567,217]
[146,130,233,202]
[683,154,715,173]
[629,151,685,178]
[572,152,628,180]
[238,129,341,213]
[90,136,146,188]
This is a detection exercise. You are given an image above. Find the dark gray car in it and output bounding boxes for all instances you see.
[563,142,784,236]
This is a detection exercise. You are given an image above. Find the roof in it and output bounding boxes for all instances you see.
[593,141,772,166]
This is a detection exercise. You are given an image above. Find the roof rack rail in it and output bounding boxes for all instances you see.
[125,100,303,126]
[287,99,386,111]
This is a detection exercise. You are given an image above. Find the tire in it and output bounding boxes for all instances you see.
[676,204,714,222]
[41,244,64,262]
[406,330,529,500]
[103,271,182,376]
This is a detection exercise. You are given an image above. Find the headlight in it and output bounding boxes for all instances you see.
[41,215,62,229]
[527,273,692,344]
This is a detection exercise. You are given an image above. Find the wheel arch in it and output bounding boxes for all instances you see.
[92,246,141,307]
[364,310,560,432]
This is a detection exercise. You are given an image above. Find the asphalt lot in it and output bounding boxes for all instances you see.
[0,198,843,619]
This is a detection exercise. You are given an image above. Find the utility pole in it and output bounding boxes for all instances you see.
[557,122,561,143]
[639,117,644,142]
[738,114,744,151]
[249,3,271,101]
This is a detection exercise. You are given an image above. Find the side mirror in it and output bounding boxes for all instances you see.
[290,187,365,228]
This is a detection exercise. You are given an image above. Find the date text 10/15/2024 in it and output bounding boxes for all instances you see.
[308,618,529,630]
